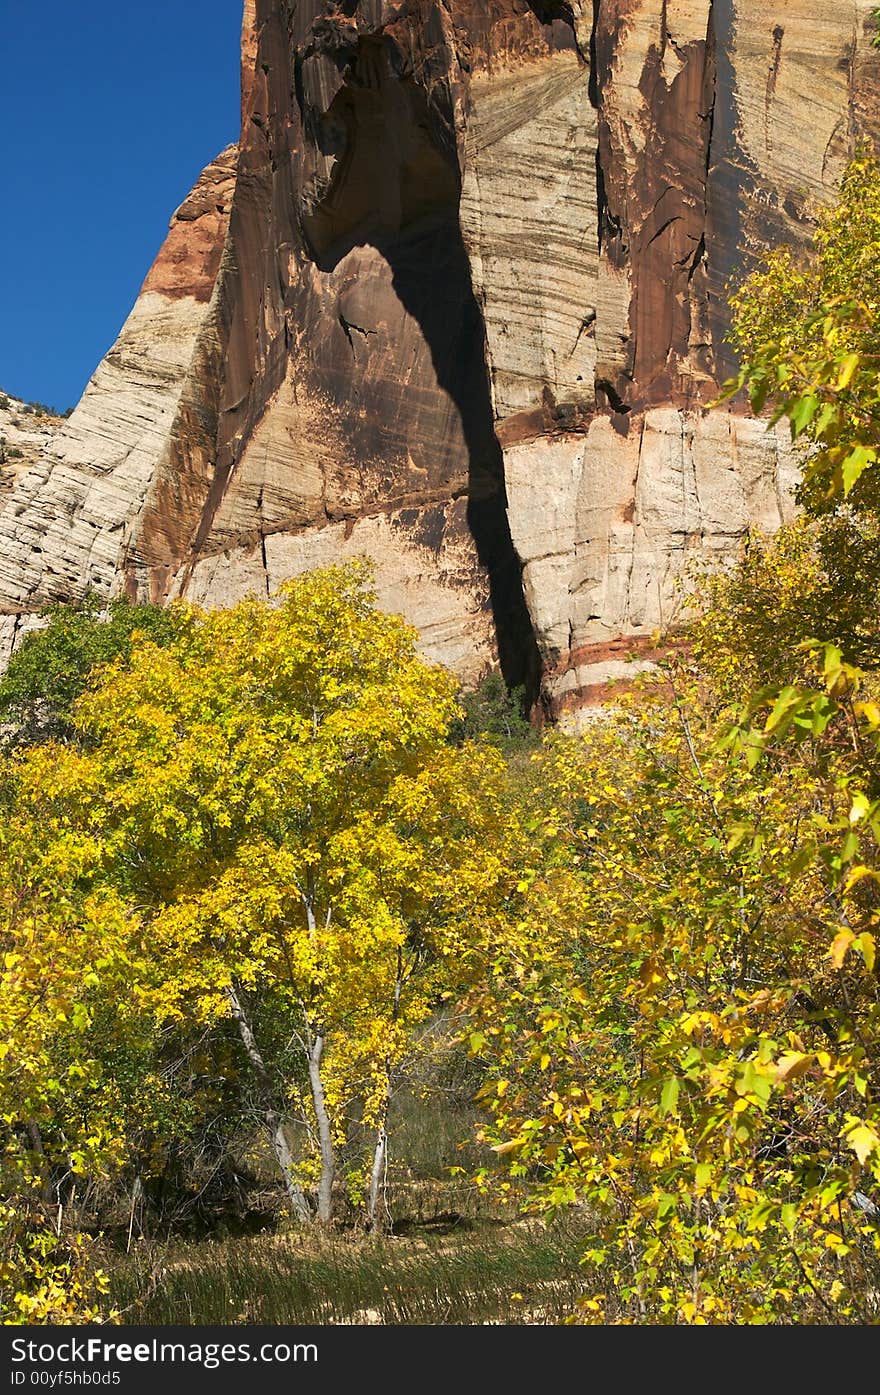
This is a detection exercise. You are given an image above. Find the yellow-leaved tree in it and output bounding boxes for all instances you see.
[469,154,880,1322]
[0,768,137,1322]
[18,562,522,1227]
[470,655,880,1322]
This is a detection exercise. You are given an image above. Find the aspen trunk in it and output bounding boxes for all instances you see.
[306,1031,335,1223]
[366,950,403,1230]
[226,985,312,1223]
[366,1115,389,1232]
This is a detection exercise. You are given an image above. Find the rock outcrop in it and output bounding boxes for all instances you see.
[0,395,63,488]
[1,2,878,713]
[0,148,237,657]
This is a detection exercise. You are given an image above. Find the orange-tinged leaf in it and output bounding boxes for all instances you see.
[775,1051,813,1083]
[492,1137,527,1156]
[830,928,855,969]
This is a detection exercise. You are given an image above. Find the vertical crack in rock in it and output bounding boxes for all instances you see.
[588,0,601,109]
[765,24,784,150]
[591,0,634,415]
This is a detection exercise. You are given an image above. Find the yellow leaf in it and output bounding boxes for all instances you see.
[844,865,877,893]
[639,957,664,988]
[845,1123,880,1167]
[837,352,860,389]
[775,1051,813,1083]
[849,792,871,825]
[830,928,854,969]
[855,932,876,973]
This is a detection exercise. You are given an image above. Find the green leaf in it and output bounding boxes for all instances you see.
[813,402,838,438]
[660,1076,680,1116]
[780,1203,798,1235]
[694,1162,713,1190]
[841,446,876,496]
[788,394,819,436]
[764,686,802,734]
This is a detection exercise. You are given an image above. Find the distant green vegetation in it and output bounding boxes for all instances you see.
[0,392,73,418]
[448,671,538,752]
[0,440,23,464]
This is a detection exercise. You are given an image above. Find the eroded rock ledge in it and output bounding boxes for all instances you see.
[1,2,878,715]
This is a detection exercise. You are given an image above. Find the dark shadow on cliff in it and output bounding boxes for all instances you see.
[379,214,542,706]
[299,36,541,705]
[299,46,541,708]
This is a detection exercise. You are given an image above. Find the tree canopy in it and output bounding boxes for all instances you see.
[0,594,182,745]
[725,152,880,510]
[3,563,527,1245]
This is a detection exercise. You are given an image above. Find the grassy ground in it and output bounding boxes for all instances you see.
[109,1210,592,1325]
[102,1046,595,1325]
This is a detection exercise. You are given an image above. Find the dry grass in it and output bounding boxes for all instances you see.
[108,1209,593,1325]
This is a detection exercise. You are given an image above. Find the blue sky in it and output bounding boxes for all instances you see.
[0,1,244,412]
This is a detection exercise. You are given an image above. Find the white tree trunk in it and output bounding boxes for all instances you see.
[225,985,312,1223]
[367,951,403,1231]
[366,1118,389,1231]
[306,1030,335,1223]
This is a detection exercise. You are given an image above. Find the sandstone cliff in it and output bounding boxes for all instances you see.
[2,2,878,714]
[0,395,64,488]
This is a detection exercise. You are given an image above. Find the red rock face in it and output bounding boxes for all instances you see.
[131,0,558,694]
[595,4,718,408]
[2,1,878,712]
[142,149,238,303]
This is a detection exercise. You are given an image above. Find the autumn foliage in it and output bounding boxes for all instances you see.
[3,158,880,1325]
[469,153,880,1324]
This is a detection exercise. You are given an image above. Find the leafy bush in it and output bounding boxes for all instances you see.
[470,153,880,1323]
[472,631,880,1322]
[0,1206,110,1325]
[725,151,880,511]
[449,672,537,752]
[0,593,183,744]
